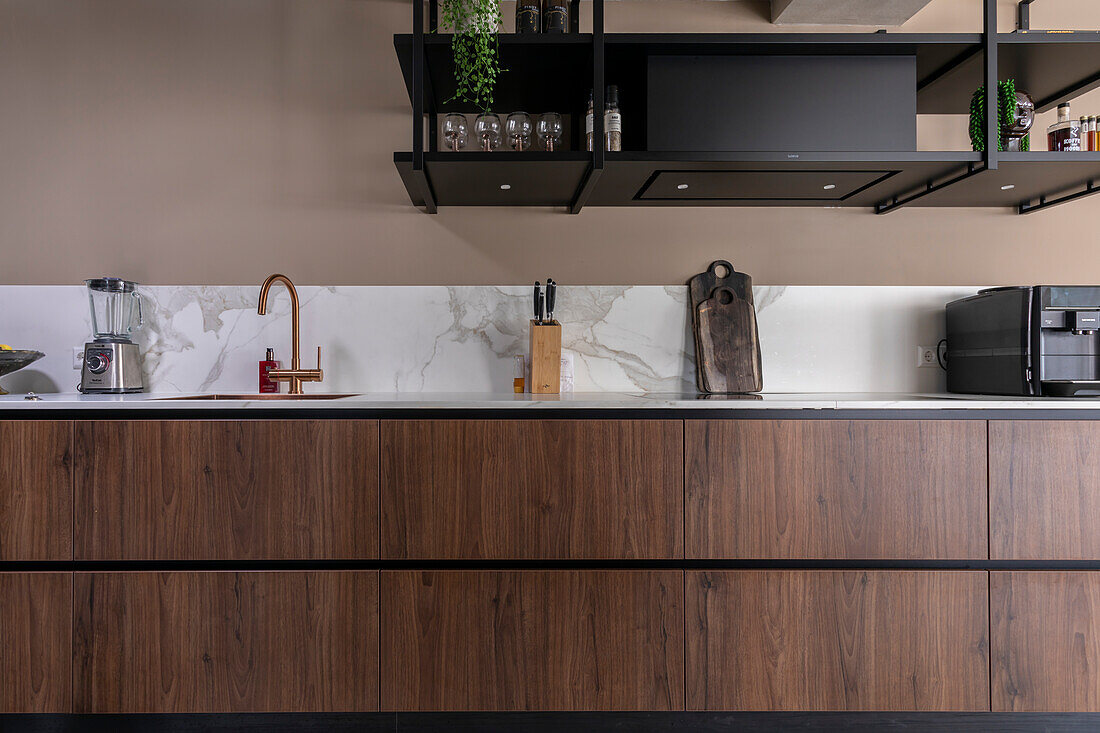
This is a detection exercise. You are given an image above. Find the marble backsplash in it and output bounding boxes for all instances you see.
[0,285,980,395]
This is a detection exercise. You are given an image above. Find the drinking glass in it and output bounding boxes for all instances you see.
[506,112,533,151]
[474,112,502,151]
[537,112,564,152]
[442,113,468,152]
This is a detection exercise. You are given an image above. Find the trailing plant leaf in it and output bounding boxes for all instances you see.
[969,79,1028,152]
[439,0,504,113]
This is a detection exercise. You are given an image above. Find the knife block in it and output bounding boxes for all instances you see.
[529,320,562,394]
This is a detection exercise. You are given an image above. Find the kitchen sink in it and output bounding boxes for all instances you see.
[156,393,360,401]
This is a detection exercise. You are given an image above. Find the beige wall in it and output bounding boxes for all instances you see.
[0,0,1097,286]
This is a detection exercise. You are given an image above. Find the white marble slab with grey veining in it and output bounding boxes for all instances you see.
[0,284,979,395]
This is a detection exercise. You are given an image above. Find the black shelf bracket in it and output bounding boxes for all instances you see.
[412,0,437,213]
[571,0,603,214]
[984,0,999,172]
[570,164,603,214]
[1017,0,1035,32]
[1019,180,1099,214]
[875,163,985,214]
[1035,70,1100,114]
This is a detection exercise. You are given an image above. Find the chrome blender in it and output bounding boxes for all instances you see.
[79,278,145,393]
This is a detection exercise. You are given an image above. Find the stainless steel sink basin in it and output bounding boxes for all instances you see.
[156,393,359,401]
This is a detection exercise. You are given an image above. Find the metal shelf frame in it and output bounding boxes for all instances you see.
[407,0,599,215]
[399,0,1100,215]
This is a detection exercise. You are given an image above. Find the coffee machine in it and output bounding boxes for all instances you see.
[79,277,145,394]
[946,286,1100,397]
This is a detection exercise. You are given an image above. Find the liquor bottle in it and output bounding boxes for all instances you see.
[1047,103,1082,151]
[585,89,594,152]
[543,0,568,33]
[515,0,540,33]
[604,85,622,152]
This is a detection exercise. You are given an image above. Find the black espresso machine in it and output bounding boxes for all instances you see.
[946,286,1100,397]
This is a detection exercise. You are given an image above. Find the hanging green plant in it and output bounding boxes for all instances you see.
[969,79,1030,152]
[439,0,504,113]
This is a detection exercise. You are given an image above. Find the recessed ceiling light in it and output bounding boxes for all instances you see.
[500,184,511,190]
[677,183,689,190]
[1001,184,1016,191]
[823,184,837,190]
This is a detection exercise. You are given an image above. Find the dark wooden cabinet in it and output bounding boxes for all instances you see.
[992,571,1100,711]
[2,414,1094,718]
[381,570,684,711]
[0,573,71,713]
[685,420,987,559]
[990,421,1100,560]
[686,570,990,711]
[74,420,379,560]
[73,571,378,713]
[0,420,72,561]
[381,420,683,559]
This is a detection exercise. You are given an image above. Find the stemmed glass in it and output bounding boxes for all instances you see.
[506,112,533,151]
[474,112,502,151]
[442,113,468,152]
[537,112,564,152]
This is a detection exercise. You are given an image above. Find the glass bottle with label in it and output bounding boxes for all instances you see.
[604,85,622,152]
[515,0,540,33]
[1047,103,1082,151]
[542,0,568,33]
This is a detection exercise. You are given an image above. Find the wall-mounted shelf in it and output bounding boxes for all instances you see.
[394,0,1100,215]
[394,34,593,113]
[586,151,984,208]
[919,32,1100,113]
[880,152,1100,213]
[394,151,592,207]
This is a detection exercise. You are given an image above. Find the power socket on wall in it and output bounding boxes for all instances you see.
[917,345,939,368]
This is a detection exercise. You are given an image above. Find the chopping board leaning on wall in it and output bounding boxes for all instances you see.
[688,260,763,394]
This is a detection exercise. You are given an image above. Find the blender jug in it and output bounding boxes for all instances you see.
[86,278,143,342]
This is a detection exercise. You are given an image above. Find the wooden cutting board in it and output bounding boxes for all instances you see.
[688,259,753,312]
[689,261,745,392]
[695,287,763,394]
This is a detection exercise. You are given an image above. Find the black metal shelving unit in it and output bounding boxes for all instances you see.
[394,0,1100,214]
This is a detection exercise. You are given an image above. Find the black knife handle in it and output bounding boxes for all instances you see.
[533,281,541,322]
[546,279,556,321]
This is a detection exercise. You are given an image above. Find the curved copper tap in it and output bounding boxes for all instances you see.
[257,273,322,394]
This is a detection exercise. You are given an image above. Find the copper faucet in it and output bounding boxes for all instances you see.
[257,273,323,394]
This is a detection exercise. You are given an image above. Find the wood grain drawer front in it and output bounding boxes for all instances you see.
[0,573,71,713]
[0,421,72,560]
[686,571,989,711]
[381,420,683,559]
[73,571,378,713]
[381,570,685,711]
[686,420,987,559]
[74,420,379,560]
[992,572,1100,711]
[990,421,1100,560]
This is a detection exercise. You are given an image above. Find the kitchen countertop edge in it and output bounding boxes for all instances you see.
[5,392,1100,413]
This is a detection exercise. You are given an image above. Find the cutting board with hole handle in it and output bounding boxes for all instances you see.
[695,286,763,394]
[688,261,760,393]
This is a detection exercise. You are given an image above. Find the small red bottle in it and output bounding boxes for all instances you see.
[259,347,280,393]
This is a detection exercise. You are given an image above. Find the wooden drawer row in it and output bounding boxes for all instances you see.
[5,569,1099,713]
[3,418,1098,560]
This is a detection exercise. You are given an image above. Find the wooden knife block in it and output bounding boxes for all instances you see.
[529,320,562,394]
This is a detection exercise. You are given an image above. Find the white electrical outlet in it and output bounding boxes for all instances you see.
[917,345,939,368]
[73,346,85,369]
